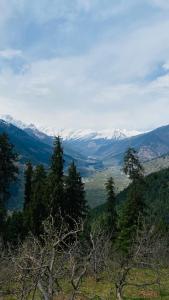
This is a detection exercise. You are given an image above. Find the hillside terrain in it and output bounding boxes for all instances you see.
[2,115,169,209]
[0,120,103,176]
[92,167,169,226]
[86,153,169,207]
[100,124,169,165]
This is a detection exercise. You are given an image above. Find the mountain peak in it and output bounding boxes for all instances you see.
[0,114,142,141]
[47,128,141,141]
[0,114,28,130]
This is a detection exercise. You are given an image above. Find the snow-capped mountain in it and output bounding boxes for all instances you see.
[0,114,50,141]
[0,114,38,132]
[39,127,141,141]
[2,114,169,170]
[0,114,141,141]
[57,128,141,141]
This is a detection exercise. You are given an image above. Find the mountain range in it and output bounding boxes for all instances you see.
[0,117,103,177]
[2,114,169,168]
[0,114,142,161]
[0,114,140,141]
[1,114,169,208]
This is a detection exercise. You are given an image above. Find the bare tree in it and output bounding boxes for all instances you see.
[11,216,82,300]
[0,245,15,298]
[67,239,90,300]
[89,225,111,282]
[105,223,166,300]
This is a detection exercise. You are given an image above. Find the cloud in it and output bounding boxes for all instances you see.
[149,0,169,9]
[0,0,168,130]
[0,49,23,59]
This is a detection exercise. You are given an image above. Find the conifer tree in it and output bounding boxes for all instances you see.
[30,165,48,235]
[0,133,18,234]
[48,136,64,217]
[118,148,145,252]
[0,133,18,203]
[23,161,33,211]
[123,147,144,181]
[5,211,26,244]
[105,177,117,238]
[64,161,87,226]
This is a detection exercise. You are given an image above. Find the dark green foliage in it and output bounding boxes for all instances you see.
[105,177,117,238]
[0,201,6,235]
[0,133,18,235]
[0,133,18,204]
[115,168,169,233]
[123,147,144,181]
[5,211,26,244]
[29,165,48,235]
[23,161,33,211]
[142,169,169,233]
[117,181,145,251]
[47,136,65,217]
[117,148,145,252]
[65,161,87,226]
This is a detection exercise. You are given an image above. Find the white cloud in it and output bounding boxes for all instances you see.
[0,0,169,130]
[149,0,169,9]
[0,49,23,59]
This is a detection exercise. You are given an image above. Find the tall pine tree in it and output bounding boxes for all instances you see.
[105,177,117,238]
[0,133,18,204]
[30,165,48,236]
[64,161,87,227]
[118,148,145,252]
[48,136,64,217]
[24,161,33,211]
[0,133,18,234]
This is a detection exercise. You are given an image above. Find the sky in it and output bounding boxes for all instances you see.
[0,0,169,131]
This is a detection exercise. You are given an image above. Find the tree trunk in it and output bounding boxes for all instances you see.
[37,282,50,300]
[116,285,123,300]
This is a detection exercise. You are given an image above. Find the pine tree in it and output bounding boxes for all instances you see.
[64,161,87,227]
[118,148,145,252]
[5,211,26,244]
[0,133,18,234]
[23,161,33,211]
[105,177,117,238]
[30,165,48,235]
[123,147,144,181]
[48,136,64,217]
[0,133,18,204]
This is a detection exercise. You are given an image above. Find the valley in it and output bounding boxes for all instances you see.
[1,115,169,209]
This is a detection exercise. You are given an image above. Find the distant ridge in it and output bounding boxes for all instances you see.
[0,114,141,141]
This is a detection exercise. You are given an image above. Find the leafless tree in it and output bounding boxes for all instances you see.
[89,225,111,282]
[66,239,91,300]
[0,244,14,297]
[105,223,166,300]
[11,216,82,300]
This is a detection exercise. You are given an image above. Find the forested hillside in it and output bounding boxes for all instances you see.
[93,167,169,230]
[1,134,169,300]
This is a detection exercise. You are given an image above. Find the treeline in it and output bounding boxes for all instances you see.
[0,133,146,253]
[0,132,169,299]
[0,134,87,243]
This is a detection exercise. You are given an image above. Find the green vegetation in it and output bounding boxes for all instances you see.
[0,133,18,237]
[1,133,169,300]
[85,166,129,208]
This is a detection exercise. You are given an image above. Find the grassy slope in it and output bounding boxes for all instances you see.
[4,269,169,299]
[144,154,169,175]
[85,153,169,208]
[85,166,129,208]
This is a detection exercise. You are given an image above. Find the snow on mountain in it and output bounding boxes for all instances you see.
[0,114,28,130]
[0,114,49,142]
[0,114,141,141]
[41,128,141,141]
[0,114,40,132]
